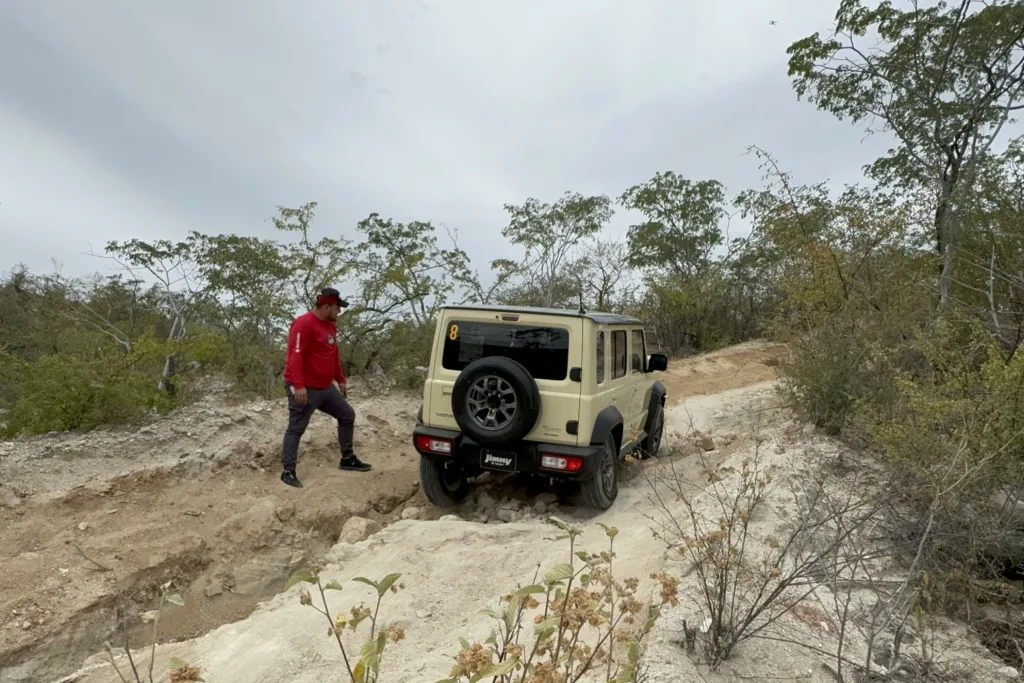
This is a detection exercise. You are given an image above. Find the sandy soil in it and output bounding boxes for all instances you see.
[7,340,1015,683]
[0,385,427,683]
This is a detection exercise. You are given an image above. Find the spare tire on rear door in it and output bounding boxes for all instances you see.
[452,357,541,445]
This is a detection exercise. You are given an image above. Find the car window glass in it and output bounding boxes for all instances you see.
[631,329,645,373]
[612,330,626,379]
[441,320,569,381]
[596,331,605,384]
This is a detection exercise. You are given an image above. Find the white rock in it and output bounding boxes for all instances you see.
[77,522,89,532]
[401,507,421,520]
[340,516,383,544]
[997,666,1019,680]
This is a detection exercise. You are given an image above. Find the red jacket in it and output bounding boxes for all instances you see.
[283,311,346,391]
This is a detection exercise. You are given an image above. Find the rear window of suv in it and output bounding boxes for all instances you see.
[441,320,569,380]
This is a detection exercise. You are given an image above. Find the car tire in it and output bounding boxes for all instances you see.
[637,401,665,460]
[582,434,618,510]
[419,457,469,507]
[451,357,541,445]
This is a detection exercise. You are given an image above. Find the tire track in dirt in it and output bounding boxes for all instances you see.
[0,387,427,683]
[55,340,790,683]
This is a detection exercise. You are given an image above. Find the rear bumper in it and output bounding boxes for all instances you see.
[413,425,602,480]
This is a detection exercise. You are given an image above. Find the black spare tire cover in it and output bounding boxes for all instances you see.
[451,357,541,445]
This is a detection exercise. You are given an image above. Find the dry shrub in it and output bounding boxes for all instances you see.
[641,435,890,669]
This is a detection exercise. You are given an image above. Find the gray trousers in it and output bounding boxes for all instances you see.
[282,382,355,470]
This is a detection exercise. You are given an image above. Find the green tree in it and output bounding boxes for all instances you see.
[951,134,1024,352]
[619,172,727,278]
[500,191,614,308]
[576,238,632,311]
[354,214,472,326]
[191,232,293,396]
[102,236,208,393]
[273,201,354,310]
[787,0,1024,308]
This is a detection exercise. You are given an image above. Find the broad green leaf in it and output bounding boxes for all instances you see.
[352,576,378,591]
[482,658,518,677]
[544,563,574,584]
[376,572,402,596]
[598,522,619,538]
[324,579,344,591]
[139,610,159,623]
[534,615,560,635]
[165,593,184,607]
[459,637,471,650]
[614,664,635,683]
[349,611,370,630]
[352,661,366,683]
[503,602,514,633]
[284,568,317,592]
[513,584,546,597]
[549,516,570,531]
[359,639,377,669]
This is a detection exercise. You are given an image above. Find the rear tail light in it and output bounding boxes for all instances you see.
[540,454,583,472]
[415,435,452,454]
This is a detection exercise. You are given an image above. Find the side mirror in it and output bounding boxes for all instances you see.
[647,353,668,373]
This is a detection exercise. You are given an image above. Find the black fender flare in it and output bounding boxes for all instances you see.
[643,381,667,431]
[590,405,624,448]
[416,404,424,425]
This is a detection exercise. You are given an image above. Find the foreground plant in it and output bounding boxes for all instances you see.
[104,582,202,683]
[286,562,406,682]
[437,516,673,683]
[643,435,889,669]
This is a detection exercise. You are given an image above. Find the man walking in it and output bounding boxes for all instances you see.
[281,287,371,488]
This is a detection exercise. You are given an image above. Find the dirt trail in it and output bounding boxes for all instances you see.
[8,340,786,683]
[24,340,1012,683]
[0,387,429,683]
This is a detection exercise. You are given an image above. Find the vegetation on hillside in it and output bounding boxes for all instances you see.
[3,0,1024,672]
[0,166,779,436]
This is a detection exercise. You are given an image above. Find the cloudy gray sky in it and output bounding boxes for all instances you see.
[0,0,892,279]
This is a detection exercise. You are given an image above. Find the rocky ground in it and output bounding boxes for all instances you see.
[7,340,1015,683]
[0,383,428,683]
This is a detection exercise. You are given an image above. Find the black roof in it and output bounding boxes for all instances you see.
[441,304,643,326]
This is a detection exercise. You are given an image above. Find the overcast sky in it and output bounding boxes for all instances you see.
[0,0,893,280]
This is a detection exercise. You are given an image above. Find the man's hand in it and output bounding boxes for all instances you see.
[292,387,308,405]
[338,382,348,398]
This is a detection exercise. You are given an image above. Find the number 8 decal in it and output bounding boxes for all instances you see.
[449,324,459,340]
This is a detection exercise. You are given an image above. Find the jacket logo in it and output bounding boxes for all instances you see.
[327,334,336,346]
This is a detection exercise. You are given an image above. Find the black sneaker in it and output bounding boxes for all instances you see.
[339,455,372,472]
[281,470,303,488]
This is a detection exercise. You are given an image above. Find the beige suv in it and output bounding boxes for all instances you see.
[412,305,668,510]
